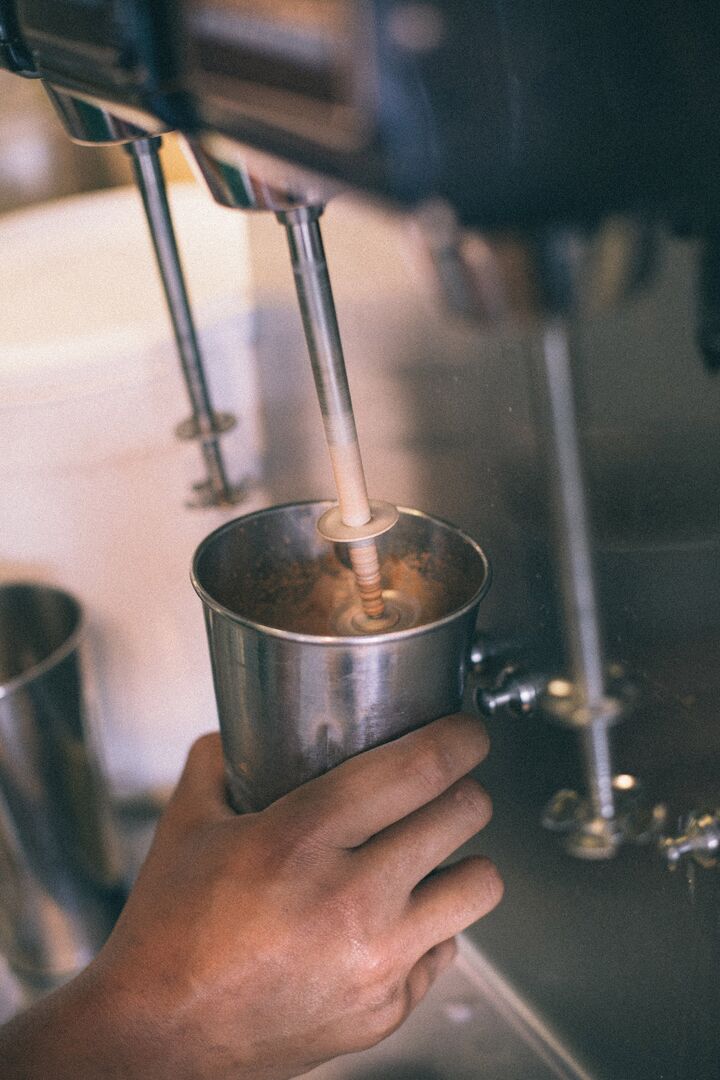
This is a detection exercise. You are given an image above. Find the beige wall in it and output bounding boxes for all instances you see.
[0,71,196,215]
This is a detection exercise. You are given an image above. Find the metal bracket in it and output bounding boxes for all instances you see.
[175,411,237,441]
[543,777,667,860]
[469,635,668,860]
[316,501,399,544]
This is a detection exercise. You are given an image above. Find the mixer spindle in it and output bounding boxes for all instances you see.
[278,205,397,620]
[127,137,241,507]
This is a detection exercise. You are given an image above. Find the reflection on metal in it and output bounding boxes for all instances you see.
[530,322,623,857]
[412,200,657,325]
[536,327,606,710]
[185,137,306,212]
[528,664,660,859]
[662,811,720,870]
[543,777,667,857]
[431,205,660,860]
[470,634,668,859]
[474,661,544,719]
[467,309,631,858]
[469,633,547,718]
[44,88,156,145]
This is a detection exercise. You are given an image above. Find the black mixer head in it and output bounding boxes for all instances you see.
[0,0,36,74]
[14,0,190,129]
[8,1,720,230]
[182,0,720,230]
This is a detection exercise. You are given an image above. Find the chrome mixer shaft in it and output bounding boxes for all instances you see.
[277,206,398,621]
[127,137,242,508]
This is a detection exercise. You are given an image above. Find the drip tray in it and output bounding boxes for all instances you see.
[306,937,595,1080]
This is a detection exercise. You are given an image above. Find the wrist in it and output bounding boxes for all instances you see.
[0,956,163,1080]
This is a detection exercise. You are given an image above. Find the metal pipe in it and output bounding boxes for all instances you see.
[278,205,385,618]
[579,721,615,822]
[126,136,237,506]
[537,322,615,822]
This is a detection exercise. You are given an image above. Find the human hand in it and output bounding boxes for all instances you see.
[2,713,501,1080]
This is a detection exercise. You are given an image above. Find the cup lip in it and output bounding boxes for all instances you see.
[191,500,492,645]
[0,583,84,700]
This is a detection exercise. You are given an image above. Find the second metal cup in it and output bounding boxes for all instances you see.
[0,583,124,988]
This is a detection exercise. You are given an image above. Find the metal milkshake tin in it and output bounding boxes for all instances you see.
[192,501,491,811]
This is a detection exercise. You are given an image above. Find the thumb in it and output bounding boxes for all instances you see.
[166,732,236,827]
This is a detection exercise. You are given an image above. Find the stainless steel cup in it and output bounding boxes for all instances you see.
[192,501,491,812]
[0,584,123,988]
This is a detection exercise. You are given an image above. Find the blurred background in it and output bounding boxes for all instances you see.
[0,69,174,205]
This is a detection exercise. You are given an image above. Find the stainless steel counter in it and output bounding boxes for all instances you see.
[307,937,594,1080]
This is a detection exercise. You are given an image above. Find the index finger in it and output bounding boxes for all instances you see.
[277,713,489,847]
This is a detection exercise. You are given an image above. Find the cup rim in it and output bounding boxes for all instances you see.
[191,500,492,645]
[0,583,84,700]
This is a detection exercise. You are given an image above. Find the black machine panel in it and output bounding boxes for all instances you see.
[10,0,720,229]
[186,0,720,228]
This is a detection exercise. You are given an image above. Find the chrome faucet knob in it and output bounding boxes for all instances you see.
[468,636,545,719]
[475,663,544,718]
[661,811,720,870]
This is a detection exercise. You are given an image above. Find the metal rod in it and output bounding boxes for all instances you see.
[126,137,235,504]
[537,322,615,821]
[579,723,615,822]
[278,205,385,618]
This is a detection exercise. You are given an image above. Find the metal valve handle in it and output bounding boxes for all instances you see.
[661,811,720,870]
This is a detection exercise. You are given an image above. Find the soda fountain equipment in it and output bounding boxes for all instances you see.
[3,3,720,1076]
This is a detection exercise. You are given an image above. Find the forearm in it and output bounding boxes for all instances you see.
[1,966,122,1079]
[0,959,293,1080]
[0,962,173,1080]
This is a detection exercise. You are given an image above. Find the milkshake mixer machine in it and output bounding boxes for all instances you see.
[4,0,720,855]
[3,8,720,1070]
